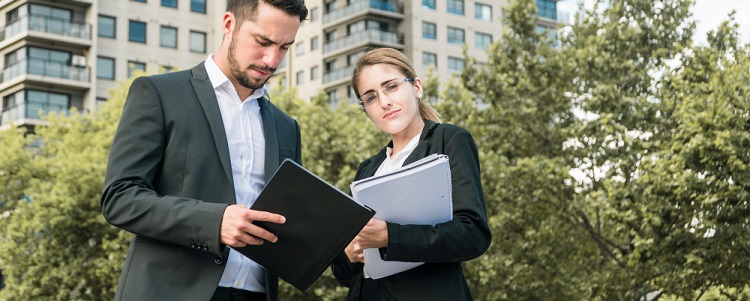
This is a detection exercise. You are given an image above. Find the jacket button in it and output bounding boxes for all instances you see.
[214,257,224,265]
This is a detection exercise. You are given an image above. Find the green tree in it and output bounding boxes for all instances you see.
[0,74,135,300]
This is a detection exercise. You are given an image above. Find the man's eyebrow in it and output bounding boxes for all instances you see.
[255,33,295,46]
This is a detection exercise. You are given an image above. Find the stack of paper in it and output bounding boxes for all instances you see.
[350,154,453,279]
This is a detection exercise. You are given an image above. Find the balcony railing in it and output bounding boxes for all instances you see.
[323,65,355,84]
[323,0,403,24]
[1,100,68,126]
[0,15,91,41]
[323,29,403,54]
[1,58,90,84]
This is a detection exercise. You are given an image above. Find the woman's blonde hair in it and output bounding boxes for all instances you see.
[351,48,441,123]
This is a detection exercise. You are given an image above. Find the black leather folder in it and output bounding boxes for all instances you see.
[236,159,375,291]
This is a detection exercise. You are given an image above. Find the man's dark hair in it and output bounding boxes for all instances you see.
[227,0,308,23]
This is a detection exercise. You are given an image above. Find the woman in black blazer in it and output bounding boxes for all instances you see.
[331,47,491,300]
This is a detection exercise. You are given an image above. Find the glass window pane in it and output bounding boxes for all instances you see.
[423,52,437,68]
[98,15,116,38]
[422,22,436,40]
[448,0,464,15]
[422,0,436,9]
[160,26,177,48]
[97,57,115,79]
[189,31,206,53]
[191,0,206,13]
[128,61,146,78]
[129,20,146,43]
[162,0,177,8]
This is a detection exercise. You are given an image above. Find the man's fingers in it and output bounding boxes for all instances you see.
[242,223,278,243]
[247,210,286,224]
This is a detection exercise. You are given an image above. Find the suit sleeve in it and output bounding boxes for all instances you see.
[382,128,492,263]
[100,77,227,255]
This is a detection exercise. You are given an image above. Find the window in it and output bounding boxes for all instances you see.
[162,0,177,8]
[132,0,146,2]
[325,59,337,72]
[296,70,304,85]
[160,26,177,48]
[161,65,176,73]
[324,2,336,13]
[475,2,492,21]
[128,61,146,78]
[190,31,206,53]
[97,56,115,79]
[296,41,305,56]
[536,0,557,20]
[129,20,146,43]
[191,0,207,13]
[476,32,492,49]
[98,15,116,38]
[311,65,319,81]
[423,0,436,9]
[423,52,437,68]
[27,47,71,78]
[311,7,319,21]
[422,22,436,40]
[327,90,338,103]
[447,0,464,15]
[25,90,70,120]
[448,56,464,71]
[447,27,465,44]
[311,36,319,51]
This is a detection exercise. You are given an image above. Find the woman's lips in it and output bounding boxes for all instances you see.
[383,109,400,119]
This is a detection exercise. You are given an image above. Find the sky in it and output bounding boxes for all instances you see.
[555,0,750,45]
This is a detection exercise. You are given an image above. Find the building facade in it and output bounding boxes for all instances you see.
[0,0,560,130]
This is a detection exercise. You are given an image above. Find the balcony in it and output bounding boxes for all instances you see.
[1,58,90,88]
[323,65,355,85]
[323,0,404,26]
[323,29,404,55]
[0,15,92,47]
[1,100,68,127]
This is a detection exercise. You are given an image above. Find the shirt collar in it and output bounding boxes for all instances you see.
[204,54,268,101]
[385,133,422,159]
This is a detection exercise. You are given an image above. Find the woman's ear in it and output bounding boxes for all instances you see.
[413,77,423,99]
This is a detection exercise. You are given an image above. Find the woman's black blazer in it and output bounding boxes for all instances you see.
[332,120,492,300]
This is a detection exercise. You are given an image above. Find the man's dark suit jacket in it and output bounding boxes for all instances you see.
[331,120,492,300]
[101,63,302,301]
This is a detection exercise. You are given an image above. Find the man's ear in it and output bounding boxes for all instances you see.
[222,12,235,36]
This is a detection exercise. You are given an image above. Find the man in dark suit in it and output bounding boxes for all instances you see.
[101,1,307,300]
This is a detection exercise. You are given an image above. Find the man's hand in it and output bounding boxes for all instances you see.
[220,204,286,247]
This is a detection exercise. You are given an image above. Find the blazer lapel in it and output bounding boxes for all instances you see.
[258,92,280,182]
[189,63,235,191]
[404,120,437,165]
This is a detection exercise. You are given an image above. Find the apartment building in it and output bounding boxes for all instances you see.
[0,0,560,130]
[268,0,561,105]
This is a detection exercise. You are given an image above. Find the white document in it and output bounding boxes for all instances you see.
[350,153,453,279]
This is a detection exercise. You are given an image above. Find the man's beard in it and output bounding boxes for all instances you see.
[227,35,276,90]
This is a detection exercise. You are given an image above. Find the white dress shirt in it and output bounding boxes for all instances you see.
[374,133,422,176]
[205,54,268,293]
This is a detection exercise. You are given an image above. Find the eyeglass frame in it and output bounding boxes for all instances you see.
[357,77,414,108]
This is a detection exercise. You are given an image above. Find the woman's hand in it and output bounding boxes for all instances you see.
[345,240,365,263]
[355,218,388,249]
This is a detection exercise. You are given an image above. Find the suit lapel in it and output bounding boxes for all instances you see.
[403,120,437,165]
[258,92,280,182]
[189,63,235,191]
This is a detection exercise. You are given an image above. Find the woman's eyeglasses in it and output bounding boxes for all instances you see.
[358,78,414,108]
